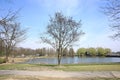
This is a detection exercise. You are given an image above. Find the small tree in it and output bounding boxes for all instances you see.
[104,48,111,55]
[87,48,97,56]
[97,47,105,56]
[69,47,75,57]
[77,48,86,57]
[41,12,85,65]
[63,48,69,57]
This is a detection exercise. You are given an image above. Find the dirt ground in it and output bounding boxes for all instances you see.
[0,75,120,80]
[0,70,120,78]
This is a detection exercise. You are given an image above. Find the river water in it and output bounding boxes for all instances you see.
[25,57,120,64]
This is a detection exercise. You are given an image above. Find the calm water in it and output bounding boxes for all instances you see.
[25,57,120,64]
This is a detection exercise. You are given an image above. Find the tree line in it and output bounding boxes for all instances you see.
[0,47,75,57]
[0,46,111,58]
[77,47,111,57]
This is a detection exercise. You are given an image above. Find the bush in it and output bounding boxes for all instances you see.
[0,58,6,64]
[77,48,86,56]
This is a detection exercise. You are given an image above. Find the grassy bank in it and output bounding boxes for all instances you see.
[0,63,120,71]
[57,63,120,71]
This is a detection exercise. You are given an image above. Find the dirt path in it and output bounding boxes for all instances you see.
[0,70,120,78]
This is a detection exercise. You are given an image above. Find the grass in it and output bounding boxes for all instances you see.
[0,75,120,80]
[0,64,34,70]
[57,64,120,71]
[0,58,6,64]
[55,63,120,71]
[0,63,120,71]
[0,57,30,63]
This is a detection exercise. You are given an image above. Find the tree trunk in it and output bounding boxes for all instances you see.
[5,46,10,63]
[5,49,9,62]
[5,54,9,62]
[58,54,61,65]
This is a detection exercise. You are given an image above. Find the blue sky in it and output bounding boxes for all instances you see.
[0,0,120,52]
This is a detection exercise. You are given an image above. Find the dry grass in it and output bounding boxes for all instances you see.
[56,64,120,71]
[8,57,30,63]
[0,57,30,63]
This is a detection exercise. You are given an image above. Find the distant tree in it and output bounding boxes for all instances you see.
[69,47,75,57]
[41,12,85,65]
[77,48,86,57]
[0,39,5,56]
[102,0,120,39]
[97,47,105,56]
[104,48,111,55]
[48,48,56,56]
[36,49,42,56]
[0,11,27,62]
[87,48,97,56]
[36,48,55,56]
[63,48,69,56]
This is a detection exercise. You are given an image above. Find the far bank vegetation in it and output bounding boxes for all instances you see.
[0,46,112,58]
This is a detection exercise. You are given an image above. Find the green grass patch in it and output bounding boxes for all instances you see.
[0,63,57,71]
[56,64,120,71]
[0,58,6,64]
[0,64,39,70]
[54,63,120,71]
[0,63,120,71]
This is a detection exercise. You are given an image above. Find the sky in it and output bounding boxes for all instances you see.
[0,0,120,52]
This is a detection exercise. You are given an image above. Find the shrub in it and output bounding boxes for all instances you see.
[77,48,86,56]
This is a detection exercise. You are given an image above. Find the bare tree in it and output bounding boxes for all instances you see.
[69,47,75,57]
[63,48,69,56]
[0,11,26,62]
[102,0,120,39]
[0,39,5,56]
[41,12,85,65]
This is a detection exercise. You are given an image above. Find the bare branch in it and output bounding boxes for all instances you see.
[102,0,120,39]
